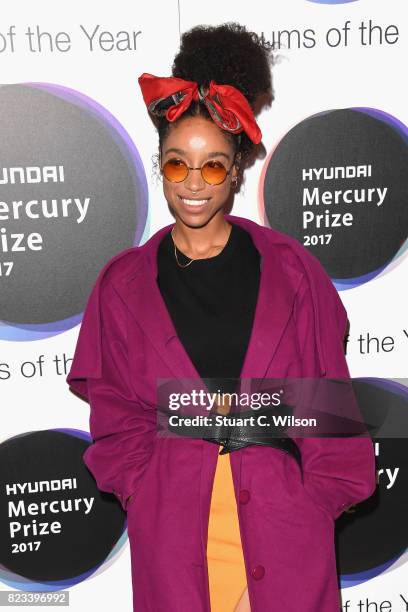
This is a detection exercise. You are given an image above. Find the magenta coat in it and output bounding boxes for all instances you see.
[66,214,376,611]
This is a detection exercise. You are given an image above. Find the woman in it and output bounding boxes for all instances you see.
[66,23,376,612]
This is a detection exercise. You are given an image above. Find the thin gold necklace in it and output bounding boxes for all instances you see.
[170,225,230,268]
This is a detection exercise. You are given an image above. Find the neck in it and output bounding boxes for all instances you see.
[172,212,232,259]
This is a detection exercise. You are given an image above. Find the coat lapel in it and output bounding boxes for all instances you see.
[120,214,303,396]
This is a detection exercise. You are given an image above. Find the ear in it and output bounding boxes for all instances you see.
[232,152,242,179]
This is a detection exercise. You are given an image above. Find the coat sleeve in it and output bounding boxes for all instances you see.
[66,264,156,512]
[292,255,377,520]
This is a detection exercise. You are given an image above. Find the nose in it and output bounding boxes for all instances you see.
[184,167,206,193]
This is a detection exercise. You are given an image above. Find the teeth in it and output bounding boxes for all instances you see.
[181,198,209,206]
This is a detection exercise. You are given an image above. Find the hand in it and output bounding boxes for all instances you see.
[215,395,232,415]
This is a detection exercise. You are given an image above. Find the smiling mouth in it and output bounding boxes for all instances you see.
[178,195,211,207]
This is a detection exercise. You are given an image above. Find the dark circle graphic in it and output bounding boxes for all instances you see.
[307,0,358,4]
[335,381,408,583]
[262,109,407,281]
[0,84,147,326]
[0,430,126,582]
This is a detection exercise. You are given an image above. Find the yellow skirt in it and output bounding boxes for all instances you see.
[207,451,248,611]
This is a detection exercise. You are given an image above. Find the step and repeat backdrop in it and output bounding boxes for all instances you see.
[1,0,407,610]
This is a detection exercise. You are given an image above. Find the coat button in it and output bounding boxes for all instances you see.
[239,489,250,504]
[251,565,265,580]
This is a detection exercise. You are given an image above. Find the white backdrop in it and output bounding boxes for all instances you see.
[1,1,407,610]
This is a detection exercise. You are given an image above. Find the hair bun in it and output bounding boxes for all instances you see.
[172,22,274,110]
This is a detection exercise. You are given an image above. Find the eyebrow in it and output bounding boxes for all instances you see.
[164,147,231,161]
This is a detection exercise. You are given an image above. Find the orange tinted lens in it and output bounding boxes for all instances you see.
[201,160,228,185]
[162,159,189,182]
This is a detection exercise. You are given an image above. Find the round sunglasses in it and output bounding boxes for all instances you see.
[161,158,236,186]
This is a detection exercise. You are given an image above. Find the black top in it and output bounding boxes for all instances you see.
[156,222,261,393]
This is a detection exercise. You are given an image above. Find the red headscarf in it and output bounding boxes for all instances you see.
[138,72,262,144]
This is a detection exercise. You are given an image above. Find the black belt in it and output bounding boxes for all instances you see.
[203,409,302,472]
[165,405,302,472]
